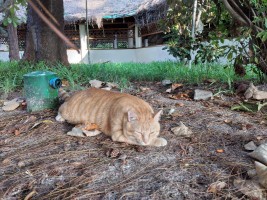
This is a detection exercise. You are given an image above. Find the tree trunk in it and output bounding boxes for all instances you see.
[23,0,69,66]
[5,0,20,61]
[7,21,20,61]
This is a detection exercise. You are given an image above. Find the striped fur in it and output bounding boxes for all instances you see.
[56,88,167,147]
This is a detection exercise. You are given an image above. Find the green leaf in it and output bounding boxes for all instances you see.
[227,52,233,60]
[7,17,12,23]
[262,32,267,42]
[12,21,17,27]
[255,57,259,64]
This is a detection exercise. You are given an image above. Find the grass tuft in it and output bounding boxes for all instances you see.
[0,61,264,96]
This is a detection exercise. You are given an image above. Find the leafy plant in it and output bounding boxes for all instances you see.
[164,0,267,76]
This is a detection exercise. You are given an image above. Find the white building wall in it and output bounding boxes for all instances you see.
[0,45,176,64]
[0,39,243,64]
[0,51,24,61]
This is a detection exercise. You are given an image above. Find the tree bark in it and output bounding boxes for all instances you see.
[23,0,69,66]
[5,0,20,61]
[7,20,20,61]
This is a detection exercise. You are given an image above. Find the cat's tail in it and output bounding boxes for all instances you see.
[58,88,70,101]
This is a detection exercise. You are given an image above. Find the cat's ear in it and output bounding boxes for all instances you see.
[127,110,138,122]
[154,110,163,122]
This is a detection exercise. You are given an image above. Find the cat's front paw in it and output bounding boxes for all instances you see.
[56,113,65,122]
[152,137,167,147]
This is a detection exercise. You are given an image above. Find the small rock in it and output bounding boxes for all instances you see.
[101,87,112,91]
[194,89,213,100]
[162,80,172,86]
[18,161,26,168]
[248,143,267,165]
[118,154,127,161]
[233,179,266,199]
[247,169,257,178]
[89,79,103,88]
[67,127,85,137]
[255,161,267,189]
[168,108,176,115]
[106,82,118,88]
[171,121,192,137]
[244,141,257,151]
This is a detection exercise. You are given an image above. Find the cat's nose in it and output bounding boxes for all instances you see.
[142,137,149,144]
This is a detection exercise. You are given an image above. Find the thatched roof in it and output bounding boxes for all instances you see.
[64,0,167,26]
[0,0,167,26]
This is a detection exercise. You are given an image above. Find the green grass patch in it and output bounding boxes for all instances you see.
[0,61,264,96]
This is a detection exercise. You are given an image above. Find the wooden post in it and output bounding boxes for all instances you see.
[79,24,89,64]
[135,25,142,48]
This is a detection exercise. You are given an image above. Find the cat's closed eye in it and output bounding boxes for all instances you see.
[135,131,143,135]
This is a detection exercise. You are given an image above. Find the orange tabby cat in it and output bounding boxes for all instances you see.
[56,88,167,147]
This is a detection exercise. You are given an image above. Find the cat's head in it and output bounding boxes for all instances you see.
[123,110,162,146]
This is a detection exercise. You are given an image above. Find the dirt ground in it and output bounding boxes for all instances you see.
[0,81,267,200]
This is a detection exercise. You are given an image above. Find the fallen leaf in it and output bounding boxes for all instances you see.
[204,79,217,84]
[106,82,118,88]
[42,120,54,124]
[175,103,184,107]
[24,116,37,124]
[2,101,20,111]
[25,170,33,176]
[31,120,53,129]
[169,93,191,100]
[224,119,232,124]
[0,99,4,106]
[14,129,20,136]
[31,122,42,129]
[256,136,264,140]
[24,190,37,200]
[83,123,98,131]
[259,121,266,125]
[71,162,84,167]
[216,149,224,153]
[2,158,11,165]
[62,79,70,87]
[171,121,192,137]
[140,86,150,92]
[207,181,227,193]
[171,83,183,91]
[102,87,112,91]
[166,88,172,93]
[89,79,103,88]
[106,148,120,158]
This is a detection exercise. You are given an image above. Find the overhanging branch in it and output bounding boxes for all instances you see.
[27,0,79,52]
[221,0,248,25]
